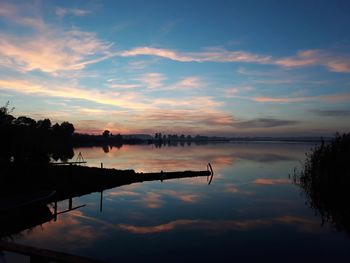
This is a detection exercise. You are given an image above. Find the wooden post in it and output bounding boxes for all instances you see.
[54,201,57,222]
[100,191,103,212]
[69,197,72,210]
[101,162,103,168]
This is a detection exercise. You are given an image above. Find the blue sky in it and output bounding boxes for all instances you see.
[0,0,350,136]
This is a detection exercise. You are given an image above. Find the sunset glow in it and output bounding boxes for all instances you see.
[0,1,349,136]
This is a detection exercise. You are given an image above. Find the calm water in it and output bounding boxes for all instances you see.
[11,143,350,262]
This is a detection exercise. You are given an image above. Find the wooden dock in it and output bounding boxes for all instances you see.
[0,240,107,263]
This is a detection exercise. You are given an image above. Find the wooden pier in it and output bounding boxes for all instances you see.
[0,240,106,263]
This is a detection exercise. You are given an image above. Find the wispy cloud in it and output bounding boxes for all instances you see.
[0,3,110,74]
[0,30,111,74]
[120,46,272,63]
[252,93,350,104]
[172,76,203,89]
[118,216,318,234]
[0,79,147,110]
[224,86,252,98]
[120,47,350,73]
[108,84,141,89]
[254,178,290,185]
[55,7,91,17]
[236,118,299,128]
[137,73,166,89]
[275,50,318,67]
[2,3,349,75]
[0,79,230,129]
[311,109,350,117]
[275,49,350,73]
[252,96,309,103]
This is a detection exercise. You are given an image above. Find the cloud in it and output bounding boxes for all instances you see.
[108,84,141,89]
[275,50,319,67]
[254,178,290,185]
[225,184,239,193]
[136,74,205,91]
[0,78,229,128]
[0,30,111,74]
[320,93,350,103]
[252,93,350,104]
[236,118,299,128]
[0,79,148,110]
[120,47,350,73]
[0,3,111,74]
[252,96,308,103]
[0,3,17,17]
[159,190,199,203]
[120,46,272,64]
[311,109,350,117]
[134,109,234,127]
[2,3,349,74]
[142,192,164,208]
[224,86,252,97]
[137,73,166,89]
[275,49,350,73]
[118,216,318,234]
[172,76,203,89]
[237,153,296,163]
[55,7,91,17]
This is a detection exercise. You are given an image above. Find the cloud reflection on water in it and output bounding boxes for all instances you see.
[118,215,320,234]
[74,143,302,173]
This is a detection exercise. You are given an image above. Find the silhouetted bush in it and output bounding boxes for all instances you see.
[294,133,350,232]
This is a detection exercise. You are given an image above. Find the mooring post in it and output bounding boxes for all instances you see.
[101,162,103,168]
[54,201,57,222]
[69,197,72,210]
[100,191,103,212]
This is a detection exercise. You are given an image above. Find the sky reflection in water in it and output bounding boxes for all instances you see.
[14,143,350,262]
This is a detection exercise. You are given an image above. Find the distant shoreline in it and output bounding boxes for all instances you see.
[72,133,328,147]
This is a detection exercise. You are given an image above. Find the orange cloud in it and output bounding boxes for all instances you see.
[0,79,148,110]
[117,215,319,234]
[254,178,290,185]
[120,46,272,64]
[55,7,91,17]
[137,73,166,89]
[252,96,308,103]
[253,93,350,104]
[120,47,350,73]
[0,3,110,74]
[142,192,164,208]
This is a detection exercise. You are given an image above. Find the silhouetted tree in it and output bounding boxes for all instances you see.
[103,130,110,138]
[0,101,15,126]
[14,116,36,127]
[37,119,51,130]
[60,121,75,136]
[115,133,123,141]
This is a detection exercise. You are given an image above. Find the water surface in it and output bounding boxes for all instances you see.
[11,142,350,262]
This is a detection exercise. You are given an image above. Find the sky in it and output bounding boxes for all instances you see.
[0,0,350,136]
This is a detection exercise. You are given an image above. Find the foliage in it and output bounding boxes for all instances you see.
[294,133,350,232]
[0,102,75,164]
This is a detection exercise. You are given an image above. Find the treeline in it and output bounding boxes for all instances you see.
[72,133,143,147]
[0,102,75,164]
[153,132,230,143]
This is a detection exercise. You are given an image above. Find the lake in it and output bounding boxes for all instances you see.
[8,142,350,262]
